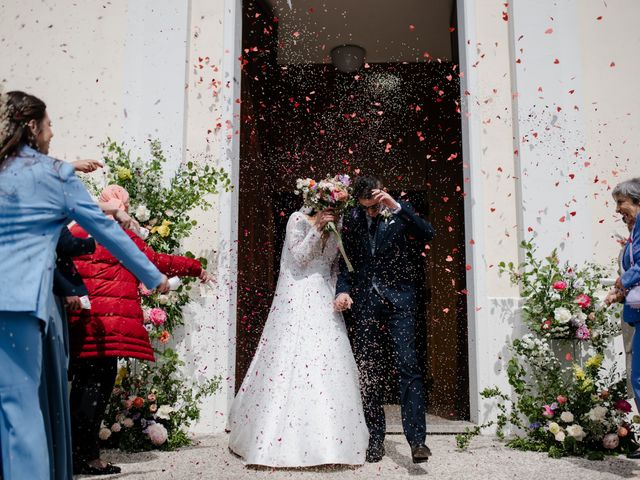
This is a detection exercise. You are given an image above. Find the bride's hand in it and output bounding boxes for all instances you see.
[314,209,336,231]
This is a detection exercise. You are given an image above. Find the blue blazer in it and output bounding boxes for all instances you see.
[0,145,163,323]
[622,213,640,325]
[336,201,435,311]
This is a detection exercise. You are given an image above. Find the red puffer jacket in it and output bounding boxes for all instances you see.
[68,224,202,361]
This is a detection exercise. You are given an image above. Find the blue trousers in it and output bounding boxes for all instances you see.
[0,312,49,480]
[351,291,426,447]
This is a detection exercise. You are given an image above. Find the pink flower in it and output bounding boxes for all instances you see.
[556,395,567,405]
[140,284,152,296]
[147,393,157,403]
[602,433,619,450]
[542,405,555,418]
[575,294,591,309]
[575,324,590,340]
[159,330,171,344]
[614,399,633,413]
[148,308,167,326]
[122,399,133,410]
[553,281,568,291]
[146,423,168,446]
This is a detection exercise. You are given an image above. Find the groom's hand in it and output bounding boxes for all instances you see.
[372,189,400,211]
[334,293,353,312]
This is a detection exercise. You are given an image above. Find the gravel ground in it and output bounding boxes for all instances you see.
[78,434,640,480]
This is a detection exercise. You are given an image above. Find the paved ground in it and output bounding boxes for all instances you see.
[79,434,640,480]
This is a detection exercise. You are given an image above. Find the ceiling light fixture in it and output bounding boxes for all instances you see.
[330,44,366,73]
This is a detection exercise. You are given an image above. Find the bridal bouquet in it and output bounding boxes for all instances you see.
[295,174,354,272]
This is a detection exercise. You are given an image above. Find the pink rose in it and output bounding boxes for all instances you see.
[556,395,567,405]
[542,405,554,418]
[575,294,591,309]
[146,423,168,446]
[122,399,133,410]
[602,433,619,450]
[614,399,633,413]
[333,189,349,202]
[140,284,152,296]
[575,324,590,340]
[553,281,568,291]
[148,308,167,326]
[147,393,157,403]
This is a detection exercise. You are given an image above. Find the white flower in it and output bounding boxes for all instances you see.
[98,427,112,440]
[560,411,574,423]
[134,204,151,222]
[554,307,572,324]
[156,405,175,420]
[122,418,134,428]
[587,406,608,423]
[110,422,122,433]
[566,424,586,441]
[144,324,154,332]
[554,431,566,442]
[548,422,560,434]
[550,291,561,301]
[157,294,170,305]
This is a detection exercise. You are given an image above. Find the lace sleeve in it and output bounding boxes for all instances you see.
[285,212,322,267]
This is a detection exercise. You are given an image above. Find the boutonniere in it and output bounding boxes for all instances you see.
[380,207,393,223]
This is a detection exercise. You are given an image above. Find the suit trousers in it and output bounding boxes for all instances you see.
[69,357,117,463]
[351,290,426,447]
[39,297,73,480]
[632,325,640,411]
[0,312,49,480]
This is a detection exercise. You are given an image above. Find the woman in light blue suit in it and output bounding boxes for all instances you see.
[0,91,170,479]
[612,178,640,459]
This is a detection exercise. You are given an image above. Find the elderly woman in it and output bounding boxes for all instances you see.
[609,178,640,459]
[0,90,169,480]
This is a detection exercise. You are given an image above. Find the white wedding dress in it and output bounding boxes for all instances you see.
[228,211,369,466]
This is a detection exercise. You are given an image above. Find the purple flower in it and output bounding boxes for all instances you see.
[338,174,351,186]
[529,422,542,430]
[575,324,590,340]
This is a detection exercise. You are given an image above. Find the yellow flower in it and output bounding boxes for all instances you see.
[573,365,585,381]
[580,378,594,392]
[114,366,127,386]
[585,354,603,369]
[151,219,172,238]
[116,166,132,181]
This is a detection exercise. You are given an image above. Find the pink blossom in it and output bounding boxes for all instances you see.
[614,399,633,413]
[146,423,168,446]
[553,281,568,291]
[542,405,554,418]
[556,395,567,405]
[148,308,167,326]
[139,284,152,296]
[575,294,592,309]
[575,324,590,340]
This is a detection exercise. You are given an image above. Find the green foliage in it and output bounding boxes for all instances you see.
[88,139,229,451]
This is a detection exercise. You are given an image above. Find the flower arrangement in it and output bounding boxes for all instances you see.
[498,241,619,349]
[295,174,354,271]
[457,241,636,460]
[83,139,230,451]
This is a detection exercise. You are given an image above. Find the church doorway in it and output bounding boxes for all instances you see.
[236,0,470,422]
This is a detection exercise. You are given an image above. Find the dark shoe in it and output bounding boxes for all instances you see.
[366,443,385,463]
[74,460,122,475]
[627,449,640,459]
[411,444,432,463]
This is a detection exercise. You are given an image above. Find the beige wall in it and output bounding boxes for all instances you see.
[0,1,128,161]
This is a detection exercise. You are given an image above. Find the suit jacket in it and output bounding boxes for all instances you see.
[0,145,163,323]
[621,215,640,325]
[53,226,96,298]
[336,201,435,311]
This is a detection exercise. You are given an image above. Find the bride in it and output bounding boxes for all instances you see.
[228,204,369,467]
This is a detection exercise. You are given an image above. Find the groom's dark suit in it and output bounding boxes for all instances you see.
[337,201,435,448]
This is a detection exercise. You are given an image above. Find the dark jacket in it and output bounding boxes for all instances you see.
[53,226,96,297]
[336,201,435,311]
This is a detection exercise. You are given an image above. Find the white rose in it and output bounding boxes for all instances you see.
[548,422,560,434]
[560,411,574,423]
[554,431,566,442]
[554,307,572,324]
[156,405,175,420]
[157,294,170,305]
[587,406,608,423]
[134,204,151,222]
[566,424,586,441]
[123,418,134,428]
[98,427,112,440]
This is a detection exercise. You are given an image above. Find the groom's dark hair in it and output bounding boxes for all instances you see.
[353,175,382,200]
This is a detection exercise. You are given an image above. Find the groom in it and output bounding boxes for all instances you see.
[335,175,435,463]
